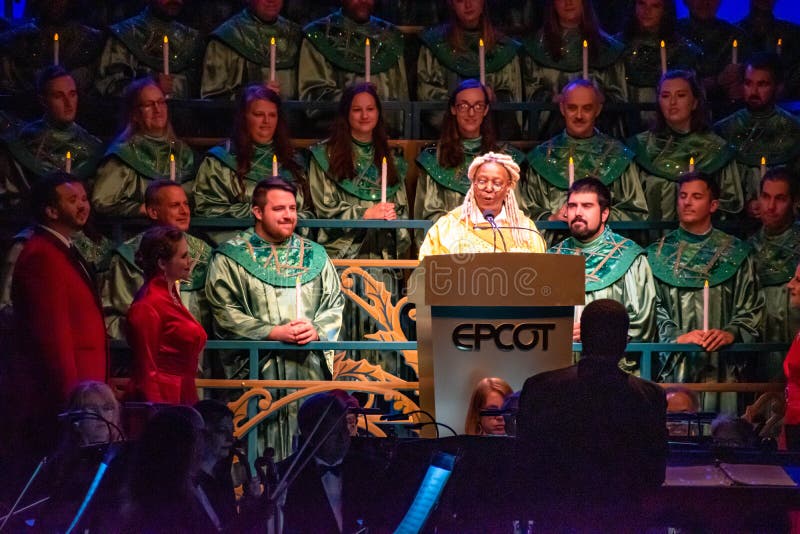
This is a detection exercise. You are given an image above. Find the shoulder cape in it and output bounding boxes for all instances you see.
[549,229,643,291]
[211,10,301,68]
[309,142,406,201]
[110,9,200,72]
[523,29,624,71]
[105,136,194,182]
[419,25,520,76]
[628,130,735,181]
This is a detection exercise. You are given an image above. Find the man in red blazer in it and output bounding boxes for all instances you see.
[7,171,108,463]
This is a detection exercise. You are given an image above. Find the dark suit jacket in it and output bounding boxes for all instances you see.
[516,357,668,500]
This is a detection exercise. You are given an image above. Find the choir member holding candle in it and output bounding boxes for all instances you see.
[522,0,628,138]
[614,0,701,124]
[0,0,104,96]
[194,84,310,244]
[647,173,763,412]
[308,83,409,373]
[200,0,302,100]
[714,53,800,218]
[205,177,344,458]
[92,78,195,218]
[520,79,647,232]
[416,0,523,137]
[95,0,203,98]
[298,0,408,135]
[126,225,207,404]
[0,66,103,212]
[414,79,525,235]
[627,70,743,221]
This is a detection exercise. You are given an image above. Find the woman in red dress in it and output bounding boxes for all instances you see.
[784,263,800,449]
[126,225,207,404]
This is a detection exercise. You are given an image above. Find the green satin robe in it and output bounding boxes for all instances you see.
[0,21,104,95]
[308,139,410,260]
[95,8,203,98]
[648,228,764,408]
[549,227,659,343]
[101,231,211,340]
[200,10,302,100]
[628,129,743,221]
[91,134,195,217]
[748,224,800,379]
[298,10,408,133]
[0,118,102,210]
[520,130,648,221]
[205,229,344,459]
[714,106,800,202]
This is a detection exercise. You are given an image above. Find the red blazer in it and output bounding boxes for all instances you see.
[126,276,206,404]
[11,227,108,405]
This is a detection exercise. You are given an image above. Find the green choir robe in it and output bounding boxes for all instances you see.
[298,10,408,133]
[201,9,302,100]
[95,8,203,98]
[91,134,195,217]
[737,13,800,98]
[521,130,648,222]
[308,139,410,260]
[627,129,743,221]
[416,26,523,133]
[205,229,344,459]
[0,21,104,95]
[647,228,764,409]
[193,141,311,244]
[0,118,103,211]
[748,224,800,379]
[549,227,659,344]
[101,231,211,340]
[713,106,800,203]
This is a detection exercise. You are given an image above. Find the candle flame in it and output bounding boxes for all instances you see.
[273,155,277,163]
[733,39,738,48]
[271,37,275,45]
[761,156,766,166]
[583,40,588,48]
[778,38,783,46]
[569,156,574,165]
[660,40,665,48]
[365,37,370,46]
[170,153,175,162]
[54,33,59,42]
[479,38,484,47]
[704,280,708,288]
[163,35,168,44]
[690,156,694,165]
[382,156,387,164]
[66,151,71,159]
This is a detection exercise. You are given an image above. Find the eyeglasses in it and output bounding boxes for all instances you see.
[139,99,167,111]
[454,102,487,114]
[474,179,508,191]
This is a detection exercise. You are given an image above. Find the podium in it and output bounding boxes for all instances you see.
[409,253,584,434]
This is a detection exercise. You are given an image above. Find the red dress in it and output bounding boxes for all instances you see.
[783,333,800,425]
[126,276,207,404]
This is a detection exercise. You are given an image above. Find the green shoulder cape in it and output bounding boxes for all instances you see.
[309,141,406,201]
[208,143,298,183]
[628,130,735,181]
[747,224,800,287]
[713,107,800,167]
[211,10,301,68]
[523,29,624,71]
[419,25,520,77]
[105,134,194,182]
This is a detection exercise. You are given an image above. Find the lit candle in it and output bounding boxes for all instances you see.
[761,156,767,178]
[295,276,304,320]
[479,38,486,86]
[365,38,371,83]
[702,280,709,332]
[272,154,278,176]
[169,153,176,181]
[269,37,276,82]
[732,39,738,65]
[380,156,387,205]
[65,151,71,174]
[53,33,59,66]
[568,156,575,187]
[163,35,169,75]
[777,38,783,56]
[582,40,589,80]
[689,156,695,173]
[660,40,667,75]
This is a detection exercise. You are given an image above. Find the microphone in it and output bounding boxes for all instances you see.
[481,210,508,252]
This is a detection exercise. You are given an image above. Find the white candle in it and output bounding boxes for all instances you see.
[53,33,59,66]
[777,38,783,56]
[163,35,169,75]
[169,153,176,181]
[365,38,371,83]
[568,156,575,187]
[65,151,72,173]
[732,39,738,65]
[272,154,278,176]
[760,156,767,178]
[479,38,486,86]
[582,40,589,80]
[380,156,387,205]
[295,276,304,320]
[660,40,667,75]
[689,156,695,173]
[702,280,709,332]
[269,37,276,82]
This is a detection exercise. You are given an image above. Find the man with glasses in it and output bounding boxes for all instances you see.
[518,79,647,239]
